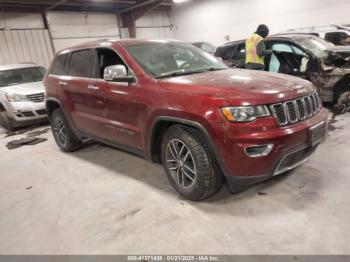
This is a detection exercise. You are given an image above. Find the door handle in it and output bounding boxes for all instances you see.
[87,84,100,91]
[59,81,67,86]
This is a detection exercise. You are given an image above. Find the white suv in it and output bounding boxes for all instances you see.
[0,64,47,130]
[278,25,350,46]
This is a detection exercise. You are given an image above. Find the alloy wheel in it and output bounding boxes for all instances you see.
[53,118,67,147]
[165,139,197,188]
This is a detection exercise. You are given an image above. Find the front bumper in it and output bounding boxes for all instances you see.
[5,101,47,123]
[210,108,328,192]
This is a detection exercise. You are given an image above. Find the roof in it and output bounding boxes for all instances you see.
[0,0,172,12]
[56,38,181,54]
[0,64,39,71]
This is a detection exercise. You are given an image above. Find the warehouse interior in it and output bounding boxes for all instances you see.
[1,0,350,259]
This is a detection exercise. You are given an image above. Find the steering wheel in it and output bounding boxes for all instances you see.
[179,57,195,69]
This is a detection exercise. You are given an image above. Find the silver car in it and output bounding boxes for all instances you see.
[0,64,47,131]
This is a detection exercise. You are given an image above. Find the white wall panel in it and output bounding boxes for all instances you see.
[0,29,54,67]
[47,12,120,51]
[121,10,174,40]
[0,12,44,29]
[171,0,350,46]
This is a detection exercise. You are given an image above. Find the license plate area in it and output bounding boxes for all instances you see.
[309,122,326,147]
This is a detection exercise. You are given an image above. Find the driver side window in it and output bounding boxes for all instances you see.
[95,48,128,79]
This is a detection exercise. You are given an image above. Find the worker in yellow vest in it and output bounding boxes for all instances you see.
[245,24,273,71]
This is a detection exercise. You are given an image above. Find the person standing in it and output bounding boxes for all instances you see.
[245,24,273,71]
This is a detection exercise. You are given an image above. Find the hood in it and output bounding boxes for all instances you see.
[0,81,45,95]
[159,69,314,105]
[323,46,350,67]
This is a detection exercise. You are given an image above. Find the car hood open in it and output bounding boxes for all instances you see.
[159,68,315,105]
[0,81,45,95]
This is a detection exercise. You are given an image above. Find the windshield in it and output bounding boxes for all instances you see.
[125,41,227,79]
[0,66,46,87]
[194,42,216,53]
[297,36,335,58]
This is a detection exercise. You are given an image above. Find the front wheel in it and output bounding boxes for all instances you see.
[50,108,82,152]
[161,125,223,201]
[0,111,15,131]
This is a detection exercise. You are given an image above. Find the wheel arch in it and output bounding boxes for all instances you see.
[333,74,350,102]
[46,98,62,118]
[149,116,229,178]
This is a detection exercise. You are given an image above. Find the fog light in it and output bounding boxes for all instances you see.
[244,144,273,157]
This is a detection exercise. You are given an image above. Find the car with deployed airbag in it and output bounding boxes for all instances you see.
[215,34,350,105]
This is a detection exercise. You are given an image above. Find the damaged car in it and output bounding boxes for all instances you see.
[215,34,350,105]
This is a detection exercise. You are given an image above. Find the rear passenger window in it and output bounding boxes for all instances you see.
[220,46,235,60]
[68,50,93,78]
[51,54,68,75]
[231,44,246,60]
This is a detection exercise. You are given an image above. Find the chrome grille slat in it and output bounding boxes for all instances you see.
[270,92,322,126]
[27,92,45,103]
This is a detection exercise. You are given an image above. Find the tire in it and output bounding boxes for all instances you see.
[50,108,82,152]
[334,78,350,105]
[160,125,224,201]
[0,111,15,132]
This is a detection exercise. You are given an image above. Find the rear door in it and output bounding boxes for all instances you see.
[64,49,107,136]
[229,43,246,68]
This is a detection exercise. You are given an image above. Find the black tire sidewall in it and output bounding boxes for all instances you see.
[51,109,81,152]
[161,125,214,201]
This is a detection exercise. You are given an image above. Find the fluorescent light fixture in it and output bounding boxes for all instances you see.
[173,0,189,3]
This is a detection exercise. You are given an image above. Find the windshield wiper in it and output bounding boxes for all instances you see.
[155,68,227,79]
[155,70,202,79]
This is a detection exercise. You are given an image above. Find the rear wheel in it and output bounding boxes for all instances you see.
[51,108,82,152]
[161,125,224,201]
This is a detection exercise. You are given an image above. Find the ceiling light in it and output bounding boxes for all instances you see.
[173,0,189,3]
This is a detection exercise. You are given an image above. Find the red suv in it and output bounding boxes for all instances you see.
[44,39,328,200]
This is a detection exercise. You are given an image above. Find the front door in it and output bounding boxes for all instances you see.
[93,48,142,150]
[266,42,309,78]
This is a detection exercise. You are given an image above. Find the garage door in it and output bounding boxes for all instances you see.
[0,29,54,68]
[47,12,120,52]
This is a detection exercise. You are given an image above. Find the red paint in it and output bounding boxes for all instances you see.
[45,40,328,181]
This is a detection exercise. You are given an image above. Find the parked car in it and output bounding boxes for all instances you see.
[45,39,327,200]
[0,64,47,131]
[192,42,217,55]
[278,25,350,46]
[215,34,350,104]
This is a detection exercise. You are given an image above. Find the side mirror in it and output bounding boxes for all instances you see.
[103,65,134,83]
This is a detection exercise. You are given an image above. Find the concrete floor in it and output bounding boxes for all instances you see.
[0,112,349,255]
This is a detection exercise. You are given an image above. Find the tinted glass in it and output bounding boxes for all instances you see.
[325,32,350,46]
[68,50,93,78]
[125,41,227,78]
[0,67,46,87]
[231,44,246,60]
[220,46,235,60]
[51,54,68,75]
[96,48,126,78]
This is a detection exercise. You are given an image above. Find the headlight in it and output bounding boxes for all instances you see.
[5,93,30,102]
[221,105,270,122]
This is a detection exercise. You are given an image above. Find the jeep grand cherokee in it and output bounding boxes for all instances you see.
[44,39,328,200]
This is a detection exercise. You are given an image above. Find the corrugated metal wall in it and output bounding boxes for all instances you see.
[0,29,53,67]
[0,12,54,67]
[121,10,174,39]
[47,12,120,51]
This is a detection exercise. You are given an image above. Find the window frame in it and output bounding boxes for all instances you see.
[50,53,69,76]
[92,47,137,84]
[67,49,95,79]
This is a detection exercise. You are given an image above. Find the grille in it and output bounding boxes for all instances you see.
[36,109,47,115]
[22,111,35,117]
[27,92,45,103]
[270,92,322,126]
